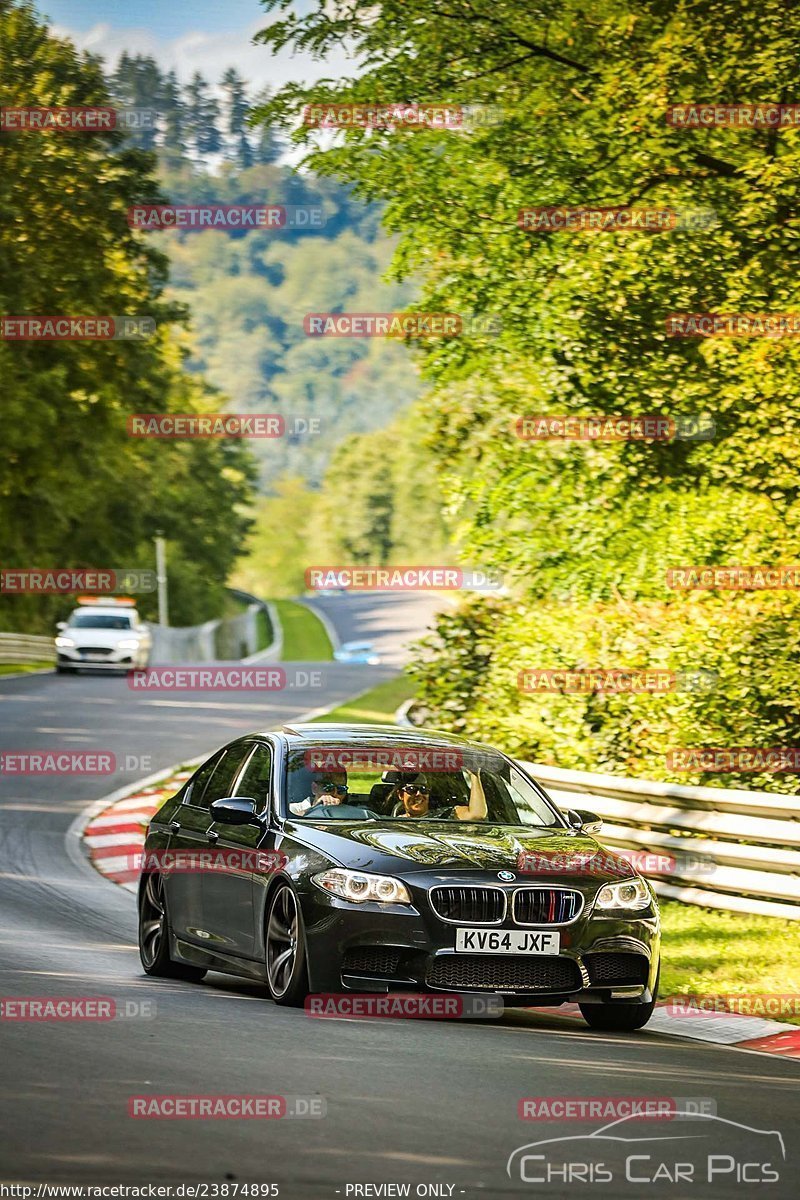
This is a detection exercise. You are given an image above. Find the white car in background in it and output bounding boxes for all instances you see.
[55,597,151,674]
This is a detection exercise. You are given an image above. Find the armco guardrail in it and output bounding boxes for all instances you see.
[521,761,800,921]
[150,588,274,664]
[0,632,56,665]
[150,605,261,664]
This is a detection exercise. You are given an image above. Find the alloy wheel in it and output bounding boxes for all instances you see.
[139,872,166,969]
[266,885,299,998]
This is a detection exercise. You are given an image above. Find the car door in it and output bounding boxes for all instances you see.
[166,742,251,949]
[200,740,274,960]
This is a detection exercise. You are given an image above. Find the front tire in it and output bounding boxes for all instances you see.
[265,883,309,1006]
[579,965,660,1032]
[138,872,207,981]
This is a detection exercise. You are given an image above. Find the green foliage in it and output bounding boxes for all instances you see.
[105,54,422,492]
[306,407,452,563]
[231,477,321,598]
[235,405,451,600]
[168,227,421,489]
[0,3,254,633]
[409,589,800,792]
[254,1,800,784]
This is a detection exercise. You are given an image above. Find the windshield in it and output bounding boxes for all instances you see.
[69,612,133,629]
[284,746,563,828]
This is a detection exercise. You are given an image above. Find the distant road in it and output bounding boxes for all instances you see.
[302,589,447,666]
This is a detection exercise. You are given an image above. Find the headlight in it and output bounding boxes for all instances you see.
[595,878,651,912]
[117,638,140,649]
[312,868,412,905]
[55,636,75,648]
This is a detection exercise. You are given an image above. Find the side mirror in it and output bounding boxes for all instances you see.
[210,797,262,826]
[566,808,603,835]
[56,622,67,631]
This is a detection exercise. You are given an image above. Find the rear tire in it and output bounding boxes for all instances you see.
[138,872,207,982]
[579,964,659,1032]
[265,883,309,1006]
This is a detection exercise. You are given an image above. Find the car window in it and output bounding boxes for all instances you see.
[183,751,225,808]
[69,613,133,629]
[283,748,563,826]
[234,743,272,810]
[200,743,253,809]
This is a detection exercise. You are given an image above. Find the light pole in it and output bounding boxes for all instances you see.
[154,532,169,627]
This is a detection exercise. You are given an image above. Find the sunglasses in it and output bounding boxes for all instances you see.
[319,782,348,795]
[403,785,429,797]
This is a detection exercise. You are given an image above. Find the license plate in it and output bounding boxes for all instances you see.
[455,928,560,955]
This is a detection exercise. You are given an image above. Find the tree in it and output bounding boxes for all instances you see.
[160,69,186,170]
[0,2,254,632]
[250,87,282,165]
[221,67,253,169]
[107,52,161,151]
[185,71,222,158]
[250,0,800,787]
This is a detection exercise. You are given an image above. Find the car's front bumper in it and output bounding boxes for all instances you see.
[57,645,148,670]
[299,873,660,1007]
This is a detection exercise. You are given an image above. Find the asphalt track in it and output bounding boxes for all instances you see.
[1,594,798,1198]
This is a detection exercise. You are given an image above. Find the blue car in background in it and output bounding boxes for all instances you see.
[334,641,381,665]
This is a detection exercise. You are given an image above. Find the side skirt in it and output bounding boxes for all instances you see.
[172,935,267,982]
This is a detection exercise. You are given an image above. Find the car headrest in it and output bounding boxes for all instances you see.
[369,782,395,812]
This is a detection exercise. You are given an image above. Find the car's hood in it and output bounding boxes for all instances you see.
[285,820,637,884]
[65,628,139,647]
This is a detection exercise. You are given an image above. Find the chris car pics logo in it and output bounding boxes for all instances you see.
[507,1113,785,1186]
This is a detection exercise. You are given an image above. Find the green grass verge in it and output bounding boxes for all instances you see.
[0,662,53,675]
[311,673,416,725]
[255,607,272,652]
[274,599,333,661]
[659,900,800,1023]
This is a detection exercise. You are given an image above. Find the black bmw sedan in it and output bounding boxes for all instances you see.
[138,723,661,1030]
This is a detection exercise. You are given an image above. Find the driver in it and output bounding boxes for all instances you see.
[390,770,487,821]
[289,768,349,816]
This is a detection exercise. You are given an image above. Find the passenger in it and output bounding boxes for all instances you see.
[390,770,487,821]
[289,768,349,816]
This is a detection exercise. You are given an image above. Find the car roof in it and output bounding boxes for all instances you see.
[273,722,498,753]
[70,605,138,614]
